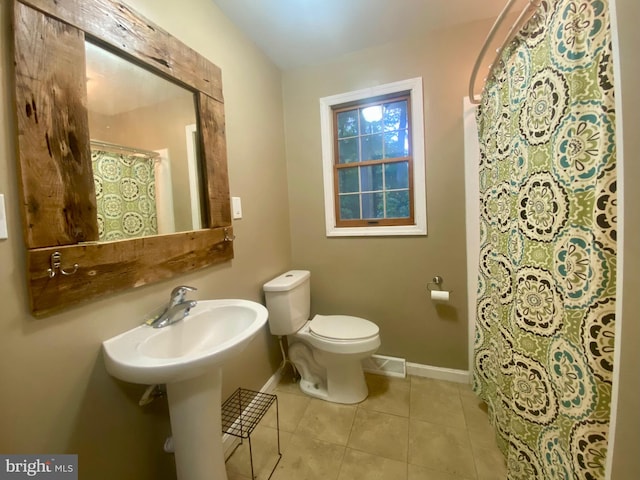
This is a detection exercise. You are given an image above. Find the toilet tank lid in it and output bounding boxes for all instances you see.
[263,270,310,292]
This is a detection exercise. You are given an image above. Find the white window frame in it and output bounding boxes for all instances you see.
[319,77,427,237]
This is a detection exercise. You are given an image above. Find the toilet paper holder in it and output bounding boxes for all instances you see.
[427,276,445,291]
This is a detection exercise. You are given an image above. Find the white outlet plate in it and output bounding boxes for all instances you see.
[232,196,242,220]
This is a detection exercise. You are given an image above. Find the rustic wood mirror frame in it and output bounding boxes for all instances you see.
[12,0,233,317]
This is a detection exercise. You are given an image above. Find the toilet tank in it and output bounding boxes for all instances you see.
[263,270,311,336]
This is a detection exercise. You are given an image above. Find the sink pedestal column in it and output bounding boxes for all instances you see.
[167,367,227,480]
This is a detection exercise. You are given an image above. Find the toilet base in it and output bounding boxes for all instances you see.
[289,341,371,404]
[298,378,329,401]
[322,356,369,404]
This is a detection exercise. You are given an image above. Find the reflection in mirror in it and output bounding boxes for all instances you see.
[85,41,203,241]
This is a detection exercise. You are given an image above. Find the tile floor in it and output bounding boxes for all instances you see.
[225,373,508,480]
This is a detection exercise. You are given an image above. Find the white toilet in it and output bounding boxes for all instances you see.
[263,270,380,404]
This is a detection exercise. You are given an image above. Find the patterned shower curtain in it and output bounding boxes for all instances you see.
[92,149,159,241]
[473,1,616,479]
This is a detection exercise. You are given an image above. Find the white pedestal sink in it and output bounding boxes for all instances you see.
[102,299,269,480]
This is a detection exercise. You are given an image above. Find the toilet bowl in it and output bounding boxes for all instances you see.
[263,271,380,404]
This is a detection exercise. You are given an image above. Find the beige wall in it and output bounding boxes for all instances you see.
[282,20,494,369]
[0,0,289,478]
[1,0,636,478]
[610,0,640,478]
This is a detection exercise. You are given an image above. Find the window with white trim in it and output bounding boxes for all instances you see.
[320,78,426,236]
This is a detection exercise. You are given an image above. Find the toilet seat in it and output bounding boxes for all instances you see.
[309,315,379,341]
[295,315,381,355]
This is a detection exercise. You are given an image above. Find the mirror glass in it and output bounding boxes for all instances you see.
[85,41,204,241]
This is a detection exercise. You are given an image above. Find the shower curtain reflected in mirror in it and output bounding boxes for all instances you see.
[473,0,617,478]
[92,149,158,241]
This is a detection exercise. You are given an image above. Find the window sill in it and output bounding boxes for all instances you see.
[326,224,426,237]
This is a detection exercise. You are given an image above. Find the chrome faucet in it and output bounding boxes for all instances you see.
[145,285,198,328]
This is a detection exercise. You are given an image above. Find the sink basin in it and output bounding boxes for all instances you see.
[103,299,268,385]
[102,298,269,480]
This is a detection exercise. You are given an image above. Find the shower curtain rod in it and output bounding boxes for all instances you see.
[90,139,160,159]
[468,0,541,105]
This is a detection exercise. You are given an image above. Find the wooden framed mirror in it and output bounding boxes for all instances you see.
[12,0,233,316]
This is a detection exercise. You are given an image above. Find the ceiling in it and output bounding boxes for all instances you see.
[211,0,514,70]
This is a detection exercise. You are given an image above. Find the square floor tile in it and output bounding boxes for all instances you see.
[347,408,409,462]
[261,390,310,433]
[338,448,407,480]
[408,419,476,479]
[460,394,493,434]
[410,378,466,429]
[226,471,252,480]
[271,434,345,480]
[275,372,305,396]
[473,445,507,480]
[225,425,290,480]
[233,374,510,480]
[296,398,356,445]
[408,463,474,480]
[360,374,411,417]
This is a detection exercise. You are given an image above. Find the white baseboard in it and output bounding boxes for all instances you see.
[406,362,470,384]
[260,367,284,394]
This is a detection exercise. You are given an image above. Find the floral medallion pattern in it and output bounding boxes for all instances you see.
[554,225,608,309]
[473,0,616,478]
[92,150,158,240]
[482,182,513,233]
[507,436,545,480]
[552,1,607,67]
[548,337,597,418]
[581,298,615,384]
[522,0,552,49]
[507,48,531,110]
[539,426,573,480]
[553,104,615,189]
[514,267,563,336]
[511,353,558,424]
[593,165,617,254]
[569,420,609,480]
[517,172,569,242]
[519,68,569,146]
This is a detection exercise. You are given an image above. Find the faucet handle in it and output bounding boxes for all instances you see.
[170,285,197,304]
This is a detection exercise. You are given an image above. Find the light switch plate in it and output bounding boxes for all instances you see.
[232,196,242,220]
[0,194,7,239]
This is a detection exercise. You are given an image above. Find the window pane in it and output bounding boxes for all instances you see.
[362,192,384,219]
[338,167,359,193]
[384,101,408,132]
[361,134,383,161]
[384,129,409,158]
[339,194,360,220]
[338,138,359,163]
[360,106,383,134]
[337,110,359,138]
[360,165,383,192]
[385,162,409,189]
[386,190,410,218]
